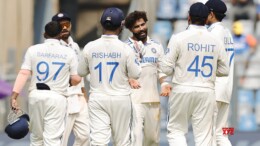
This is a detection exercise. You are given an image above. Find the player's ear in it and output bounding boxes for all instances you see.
[43,32,48,39]
[188,15,191,25]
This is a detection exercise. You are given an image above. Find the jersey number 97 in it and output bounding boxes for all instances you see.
[36,61,65,81]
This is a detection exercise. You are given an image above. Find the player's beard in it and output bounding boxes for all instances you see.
[61,30,70,40]
[133,29,148,42]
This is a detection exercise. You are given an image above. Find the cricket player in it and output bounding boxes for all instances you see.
[206,0,234,145]
[159,2,229,146]
[52,13,89,146]
[124,11,172,146]
[77,7,141,146]
[10,21,81,146]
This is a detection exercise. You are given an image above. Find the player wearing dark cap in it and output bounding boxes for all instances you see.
[52,12,90,146]
[206,0,234,146]
[159,2,230,146]
[78,7,141,146]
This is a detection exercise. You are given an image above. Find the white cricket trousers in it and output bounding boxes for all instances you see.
[214,101,232,146]
[28,90,66,146]
[62,95,90,146]
[167,91,215,146]
[133,103,160,146]
[88,93,133,146]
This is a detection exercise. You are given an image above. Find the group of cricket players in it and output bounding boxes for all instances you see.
[9,0,234,146]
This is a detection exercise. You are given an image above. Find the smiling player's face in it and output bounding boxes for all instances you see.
[131,18,148,42]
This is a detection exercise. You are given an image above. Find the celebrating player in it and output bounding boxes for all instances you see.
[124,10,172,146]
[159,2,229,146]
[52,12,90,146]
[10,21,81,146]
[77,7,141,146]
[206,0,234,145]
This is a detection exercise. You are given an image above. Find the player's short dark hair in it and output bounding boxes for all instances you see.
[190,16,207,26]
[44,21,62,37]
[125,11,148,29]
[212,12,226,21]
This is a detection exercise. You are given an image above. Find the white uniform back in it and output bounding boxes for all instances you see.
[208,22,234,103]
[78,35,141,96]
[125,37,165,103]
[60,36,84,95]
[21,39,78,95]
[161,25,229,92]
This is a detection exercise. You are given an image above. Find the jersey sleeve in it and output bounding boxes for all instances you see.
[70,51,79,75]
[126,45,141,79]
[157,44,167,79]
[159,35,178,76]
[78,45,90,77]
[21,47,33,70]
[216,42,229,77]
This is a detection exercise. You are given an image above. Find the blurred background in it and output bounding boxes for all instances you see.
[1,0,260,146]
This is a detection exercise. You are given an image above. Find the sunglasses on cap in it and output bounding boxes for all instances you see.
[60,21,71,28]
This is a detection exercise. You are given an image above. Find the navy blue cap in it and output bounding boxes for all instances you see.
[100,7,124,28]
[189,2,209,18]
[52,13,71,21]
[5,114,30,139]
[205,0,227,14]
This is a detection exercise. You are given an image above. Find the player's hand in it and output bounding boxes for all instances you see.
[10,96,19,113]
[129,79,141,89]
[133,40,145,61]
[160,84,172,97]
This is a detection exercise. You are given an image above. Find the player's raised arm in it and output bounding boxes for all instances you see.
[126,45,141,79]
[216,42,229,77]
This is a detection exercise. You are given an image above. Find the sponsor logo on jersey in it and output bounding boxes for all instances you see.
[141,57,158,63]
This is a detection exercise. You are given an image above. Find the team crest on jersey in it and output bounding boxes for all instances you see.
[151,48,157,54]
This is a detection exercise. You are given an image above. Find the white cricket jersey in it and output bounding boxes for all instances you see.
[60,36,84,95]
[21,39,78,96]
[208,22,234,103]
[125,37,166,103]
[160,25,229,92]
[78,35,141,96]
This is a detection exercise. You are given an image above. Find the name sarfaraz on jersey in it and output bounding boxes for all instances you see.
[92,52,122,58]
[187,43,216,52]
[37,52,67,59]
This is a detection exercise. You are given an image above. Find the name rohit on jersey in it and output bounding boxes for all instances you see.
[188,43,215,52]
[92,52,121,58]
[37,52,67,59]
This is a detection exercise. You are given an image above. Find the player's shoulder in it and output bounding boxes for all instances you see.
[26,43,46,53]
[82,39,97,52]
[124,38,132,45]
[149,37,162,46]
